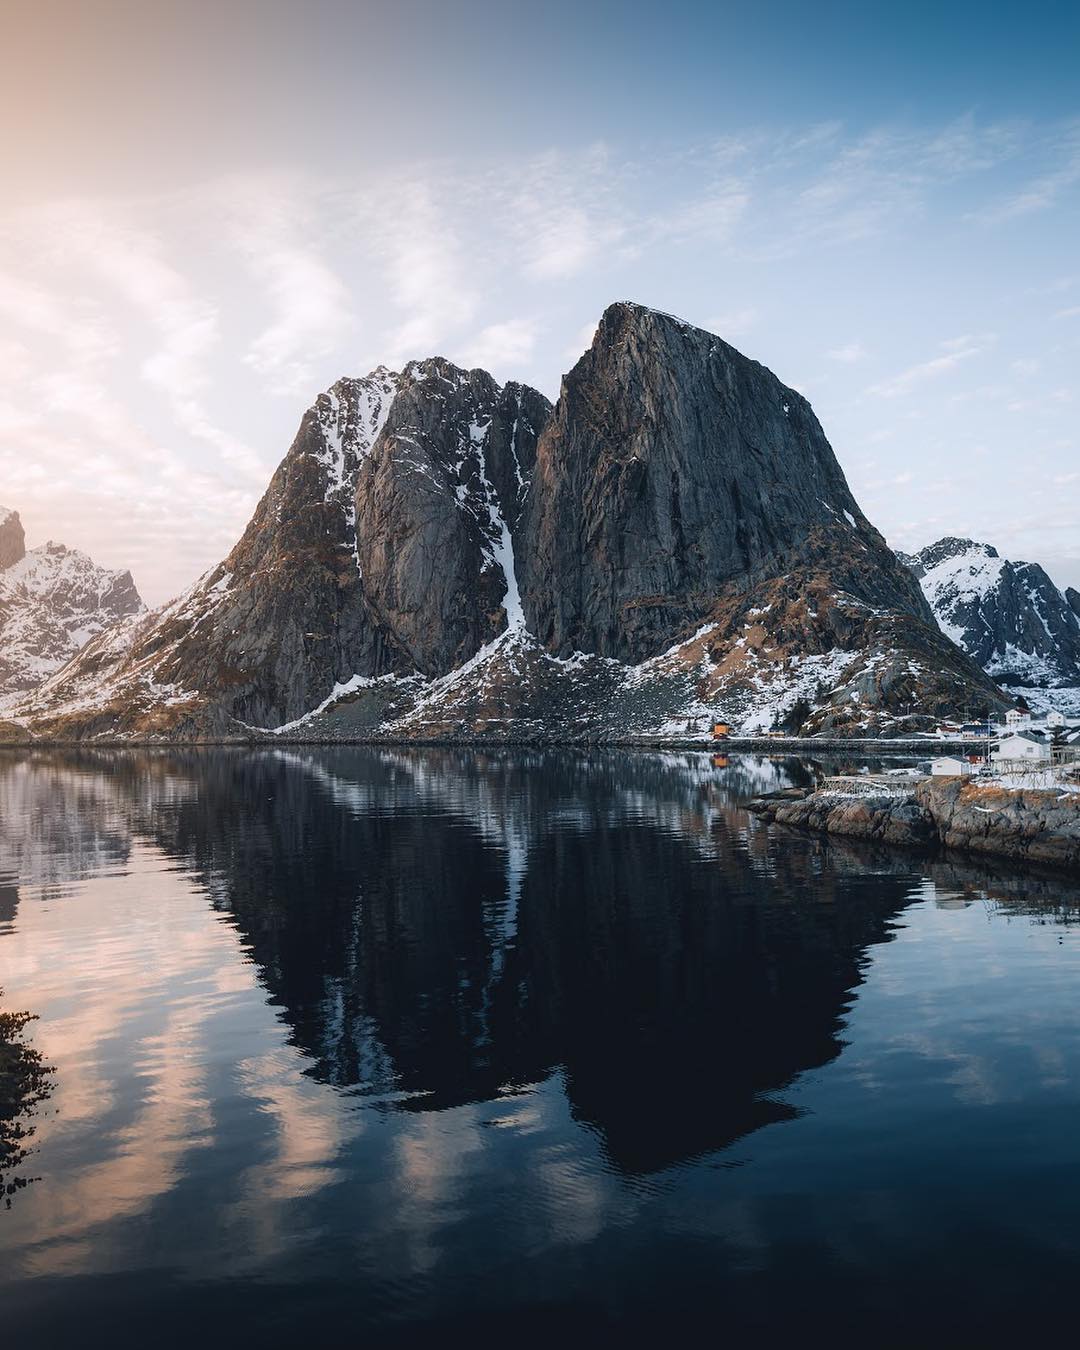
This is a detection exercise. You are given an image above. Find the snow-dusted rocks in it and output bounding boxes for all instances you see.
[17,306,1004,740]
[19,367,551,736]
[0,512,144,706]
[900,538,1080,714]
[355,359,547,675]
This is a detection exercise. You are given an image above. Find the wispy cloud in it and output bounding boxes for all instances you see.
[358,175,478,364]
[458,318,539,372]
[16,198,266,482]
[866,335,993,398]
[220,176,355,398]
[707,307,759,342]
[975,121,1080,223]
[507,148,628,282]
[826,341,867,363]
[2,112,1078,598]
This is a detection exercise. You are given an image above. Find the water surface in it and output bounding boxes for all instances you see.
[1,748,1079,1344]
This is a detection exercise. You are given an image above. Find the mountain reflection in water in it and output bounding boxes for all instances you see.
[1,747,1079,1345]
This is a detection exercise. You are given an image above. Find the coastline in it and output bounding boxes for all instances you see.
[750,775,1080,871]
[0,728,991,753]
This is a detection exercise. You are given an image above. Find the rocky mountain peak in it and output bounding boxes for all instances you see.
[903,537,999,579]
[900,538,1080,707]
[521,300,926,662]
[355,359,549,674]
[0,514,144,707]
[0,506,26,570]
[16,306,1006,739]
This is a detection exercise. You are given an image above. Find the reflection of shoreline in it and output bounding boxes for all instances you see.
[0,989,55,1209]
[0,747,917,1178]
[1,745,1076,1198]
[779,824,1080,922]
[2,744,1079,1342]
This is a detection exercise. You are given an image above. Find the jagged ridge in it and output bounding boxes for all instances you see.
[0,508,144,708]
[16,306,1005,741]
[899,537,1080,714]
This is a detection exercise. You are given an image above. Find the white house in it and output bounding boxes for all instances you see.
[931,756,974,776]
[1047,710,1067,729]
[1005,708,1032,729]
[992,731,1051,764]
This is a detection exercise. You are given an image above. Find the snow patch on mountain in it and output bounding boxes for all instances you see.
[901,537,1080,711]
[313,368,402,569]
[0,536,144,707]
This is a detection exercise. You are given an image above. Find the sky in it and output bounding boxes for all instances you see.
[1,0,1078,605]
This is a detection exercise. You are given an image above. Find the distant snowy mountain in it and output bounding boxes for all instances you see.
[898,537,1080,714]
[0,507,144,707]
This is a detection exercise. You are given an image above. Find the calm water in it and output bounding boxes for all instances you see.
[2,748,1079,1346]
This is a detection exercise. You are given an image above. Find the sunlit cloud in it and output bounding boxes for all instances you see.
[458,317,539,371]
[1,109,1078,599]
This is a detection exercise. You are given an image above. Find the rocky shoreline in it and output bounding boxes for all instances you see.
[750,775,1080,870]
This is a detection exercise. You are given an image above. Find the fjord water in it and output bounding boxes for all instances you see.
[2,750,1079,1344]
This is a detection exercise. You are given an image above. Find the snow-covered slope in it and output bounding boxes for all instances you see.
[0,510,144,707]
[14,307,1004,741]
[899,538,1080,713]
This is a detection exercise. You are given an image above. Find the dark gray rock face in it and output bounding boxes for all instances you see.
[24,364,551,732]
[90,369,408,730]
[520,302,932,662]
[19,303,1003,739]
[902,537,1080,688]
[356,361,548,675]
[0,508,25,569]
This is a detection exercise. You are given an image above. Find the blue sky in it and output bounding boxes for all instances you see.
[1,0,1078,602]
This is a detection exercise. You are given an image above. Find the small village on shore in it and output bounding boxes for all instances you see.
[740,698,1080,870]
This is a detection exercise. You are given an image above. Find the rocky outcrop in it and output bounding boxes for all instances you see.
[518,303,1003,734]
[355,362,547,675]
[769,775,1080,869]
[522,303,932,661]
[767,789,936,847]
[0,510,144,707]
[20,366,551,736]
[0,507,25,570]
[900,537,1080,702]
[17,304,1004,741]
[917,776,1080,867]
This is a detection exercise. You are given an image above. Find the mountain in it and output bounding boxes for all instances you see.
[0,506,25,569]
[898,537,1080,714]
[0,507,144,708]
[15,304,1003,741]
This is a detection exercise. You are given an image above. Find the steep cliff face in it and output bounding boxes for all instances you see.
[355,361,547,675]
[20,366,551,735]
[899,538,1080,702]
[521,302,934,662]
[509,303,1001,733]
[0,510,144,707]
[17,304,1004,741]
